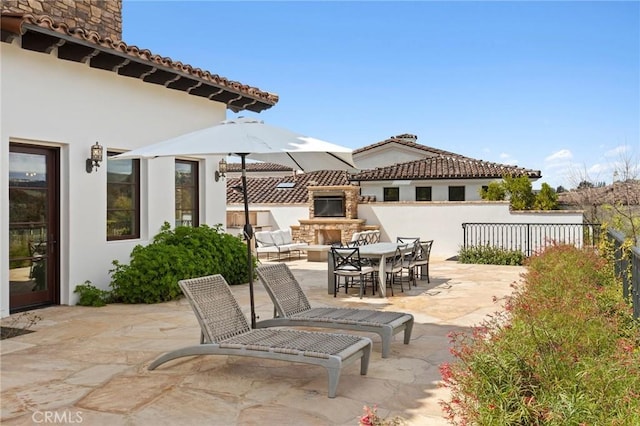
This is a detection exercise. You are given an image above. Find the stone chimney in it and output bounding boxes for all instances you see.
[2,0,123,41]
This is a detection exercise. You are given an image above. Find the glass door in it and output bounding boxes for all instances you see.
[9,144,59,312]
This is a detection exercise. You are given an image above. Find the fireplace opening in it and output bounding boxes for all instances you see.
[314,195,345,217]
[316,229,342,245]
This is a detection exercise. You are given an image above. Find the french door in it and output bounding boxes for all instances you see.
[8,144,60,312]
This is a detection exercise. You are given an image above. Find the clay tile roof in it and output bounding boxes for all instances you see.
[227,162,294,173]
[353,134,463,158]
[350,155,542,181]
[0,12,278,113]
[226,170,353,204]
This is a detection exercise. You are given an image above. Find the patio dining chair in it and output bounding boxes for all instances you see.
[396,237,420,246]
[331,246,376,299]
[385,244,408,296]
[147,274,372,398]
[413,240,434,283]
[401,239,422,288]
[256,263,414,358]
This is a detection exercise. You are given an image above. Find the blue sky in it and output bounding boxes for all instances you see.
[122,1,639,189]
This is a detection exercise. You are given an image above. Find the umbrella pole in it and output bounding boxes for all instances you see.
[240,154,256,328]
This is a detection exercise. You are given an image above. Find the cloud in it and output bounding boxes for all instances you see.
[604,145,630,158]
[498,153,518,165]
[545,149,572,162]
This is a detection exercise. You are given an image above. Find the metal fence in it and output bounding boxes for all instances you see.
[608,229,640,319]
[461,222,601,257]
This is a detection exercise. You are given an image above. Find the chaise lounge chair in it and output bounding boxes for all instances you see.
[255,263,414,358]
[147,274,372,398]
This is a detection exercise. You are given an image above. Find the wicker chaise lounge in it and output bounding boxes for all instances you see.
[148,274,372,398]
[255,263,414,358]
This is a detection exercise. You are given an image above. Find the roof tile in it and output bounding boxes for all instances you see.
[350,155,541,181]
[1,12,278,112]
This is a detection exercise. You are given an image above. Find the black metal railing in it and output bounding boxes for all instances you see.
[462,222,601,257]
[608,229,640,319]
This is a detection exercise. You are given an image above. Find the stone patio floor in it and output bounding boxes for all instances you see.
[1,259,525,425]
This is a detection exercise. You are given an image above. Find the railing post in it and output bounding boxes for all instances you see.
[462,223,467,250]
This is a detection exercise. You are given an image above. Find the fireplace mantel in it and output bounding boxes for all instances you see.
[292,185,378,245]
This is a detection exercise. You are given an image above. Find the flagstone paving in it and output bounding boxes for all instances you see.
[1,259,524,425]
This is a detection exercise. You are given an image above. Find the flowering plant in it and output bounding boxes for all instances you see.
[359,405,405,426]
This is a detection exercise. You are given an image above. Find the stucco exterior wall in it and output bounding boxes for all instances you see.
[226,205,308,237]
[359,179,495,202]
[1,42,227,316]
[357,202,585,260]
[227,201,585,261]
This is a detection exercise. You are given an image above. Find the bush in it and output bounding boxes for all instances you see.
[441,245,640,425]
[503,174,535,210]
[479,181,507,201]
[74,281,111,307]
[534,182,559,210]
[458,245,525,265]
[110,223,253,304]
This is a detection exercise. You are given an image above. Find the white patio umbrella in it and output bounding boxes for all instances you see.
[113,117,357,328]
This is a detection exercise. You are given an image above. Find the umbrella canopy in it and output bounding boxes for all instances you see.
[113,117,357,328]
[114,117,356,170]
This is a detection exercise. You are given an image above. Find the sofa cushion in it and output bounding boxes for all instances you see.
[255,231,276,247]
[272,229,293,246]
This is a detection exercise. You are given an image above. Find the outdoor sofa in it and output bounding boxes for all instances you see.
[255,229,308,260]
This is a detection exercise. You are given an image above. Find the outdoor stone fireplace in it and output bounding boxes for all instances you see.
[292,185,378,245]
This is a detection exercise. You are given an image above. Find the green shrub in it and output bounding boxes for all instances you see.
[479,180,507,201]
[441,245,640,425]
[534,182,559,210]
[74,281,111,307]
[110,223,253,304]
[458,245,525,265]
[503,174,535,210]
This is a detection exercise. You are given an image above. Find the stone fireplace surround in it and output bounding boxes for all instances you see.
[292,185,378,245]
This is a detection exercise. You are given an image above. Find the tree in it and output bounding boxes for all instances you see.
[565,149,639,245]
[534,183,559,210]
[503,174,535,210]
[479,181,506,201]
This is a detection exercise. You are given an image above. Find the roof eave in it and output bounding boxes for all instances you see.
[1,13,278,113]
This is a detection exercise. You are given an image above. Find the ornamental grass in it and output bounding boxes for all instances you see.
[440,244,640,425]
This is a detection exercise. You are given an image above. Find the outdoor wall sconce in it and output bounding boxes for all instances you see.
[86,142,104,173]
[215,158,227,182]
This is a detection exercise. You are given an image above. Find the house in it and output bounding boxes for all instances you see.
[224,134,554,257]
[1,1,277,316]
[351,134,541,202]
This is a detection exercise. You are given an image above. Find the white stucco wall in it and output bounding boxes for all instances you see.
[1,42,228,316]
[227,201,585,261]
[226,204,308,236]
[357,202,585,260]
[359,179,495,202]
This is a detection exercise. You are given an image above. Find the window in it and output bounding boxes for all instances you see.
[107,152,140,240]
[383,187,399,202]
[175,160,199,227]
[448,186,465,201]
[416,186,432,201]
